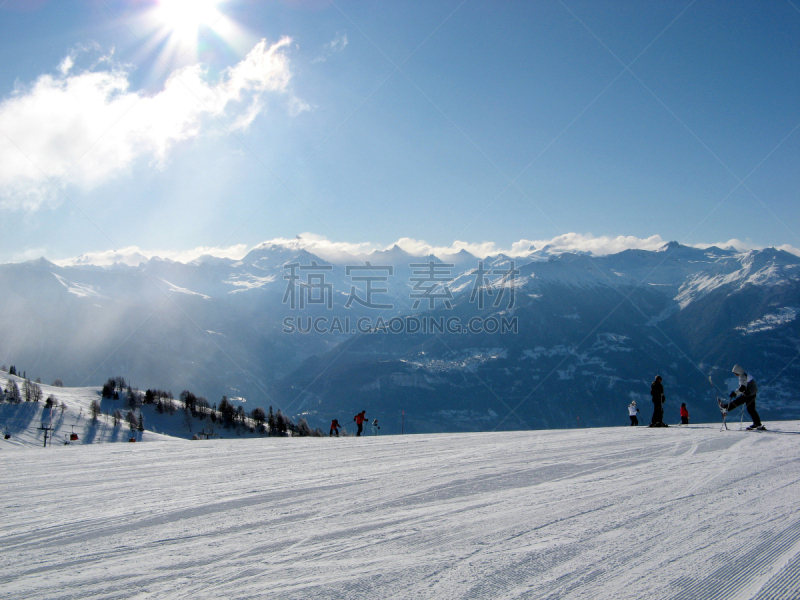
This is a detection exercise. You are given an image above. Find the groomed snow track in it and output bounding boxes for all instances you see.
[1,423,800,599]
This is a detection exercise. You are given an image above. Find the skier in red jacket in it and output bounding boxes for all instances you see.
[329,419,341,437]
[679,403,689,425]
[354,411,367,436]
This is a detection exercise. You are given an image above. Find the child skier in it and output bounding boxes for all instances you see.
[371,418,380,435]
[628,401,639,426]
[329,419,341,437]
[680,403,689,425]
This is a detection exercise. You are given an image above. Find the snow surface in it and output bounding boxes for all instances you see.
[3,421,800,599]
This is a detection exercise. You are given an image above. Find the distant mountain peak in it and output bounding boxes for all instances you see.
[659,241,682,251]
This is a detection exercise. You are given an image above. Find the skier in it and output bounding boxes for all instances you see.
[649,375,667,427]
[719,364,764,430]
[329,419,341,437]
[628,400,639,426]
[680,403,689,425]
[371,418,380,435]
[354,411,367,436]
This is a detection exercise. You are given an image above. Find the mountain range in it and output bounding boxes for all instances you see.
[2,240,798,433]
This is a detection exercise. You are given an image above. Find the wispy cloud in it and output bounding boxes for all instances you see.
[0,38,301,211]
[312,32,348,63]
[53,244,249,267]
[392,233,670,258]
[253,232,378,263]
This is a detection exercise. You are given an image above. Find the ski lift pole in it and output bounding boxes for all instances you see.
[37,422,53,447]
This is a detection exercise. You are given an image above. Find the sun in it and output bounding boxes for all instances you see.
[155,0,223,45]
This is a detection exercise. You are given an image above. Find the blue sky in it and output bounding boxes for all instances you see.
[1,0,799,264]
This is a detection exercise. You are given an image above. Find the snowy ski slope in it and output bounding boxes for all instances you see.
[2,420,800,598]
[0,374,261,446]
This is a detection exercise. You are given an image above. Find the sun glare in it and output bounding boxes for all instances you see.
[156,0,223,45]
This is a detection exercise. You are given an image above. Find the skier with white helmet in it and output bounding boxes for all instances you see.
[719,365,764,430]
[627,400,639,426]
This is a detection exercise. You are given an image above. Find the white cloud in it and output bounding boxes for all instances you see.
[523,233,669,256]
[58,55,75,76]
[43,234,800,267]
[776,244,800,258]
[253,233,379,263]
[312,32,348,63]
[0,38,299,211]
[54,244,249,267]
[392,233,670,258]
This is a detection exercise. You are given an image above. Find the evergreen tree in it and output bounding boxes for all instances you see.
[102,378,116,398]
[90,400,102,420]
[218,397,235,428]
[275,410,289,436]
[251,407,266,427]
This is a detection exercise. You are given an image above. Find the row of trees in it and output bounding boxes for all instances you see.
[3,369,322,439]
[2,378,43,403]
[1,365,63,387]
[89,399,144,431]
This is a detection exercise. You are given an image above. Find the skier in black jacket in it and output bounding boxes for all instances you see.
[649,375,666,427]
[719,364,763,430]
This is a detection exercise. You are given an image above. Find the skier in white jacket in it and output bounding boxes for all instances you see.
[627,401,639,426]
[719,364,763,430]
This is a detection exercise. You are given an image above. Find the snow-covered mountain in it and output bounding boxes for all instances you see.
[1,241,798,432]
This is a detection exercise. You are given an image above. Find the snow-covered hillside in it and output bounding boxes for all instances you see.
[2,421,800,599]
[0,374,264,446]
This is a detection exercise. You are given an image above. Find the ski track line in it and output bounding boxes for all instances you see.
[751,548,800,600]
[410,435,799,600]
[668,517,800,600]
